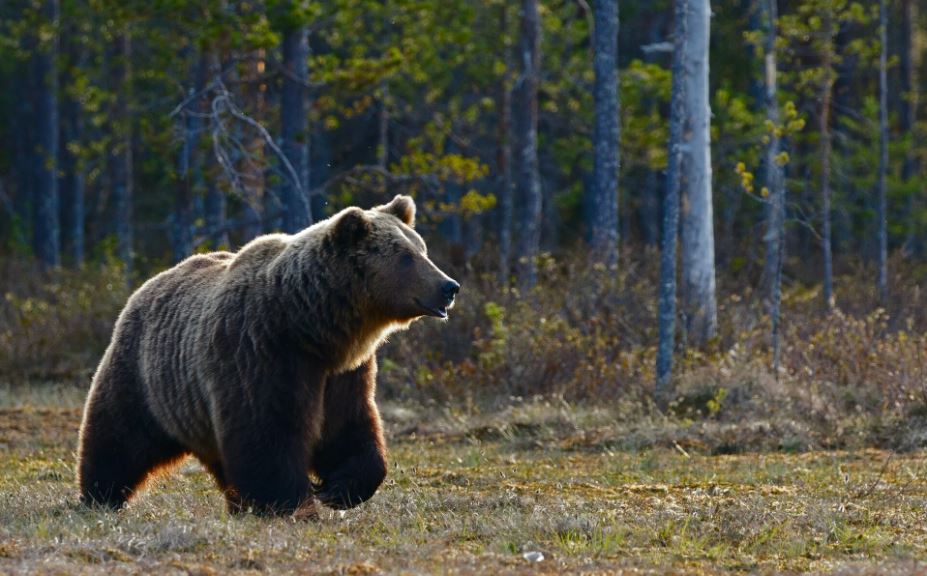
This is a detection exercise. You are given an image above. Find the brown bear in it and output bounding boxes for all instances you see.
[77,195,458,517]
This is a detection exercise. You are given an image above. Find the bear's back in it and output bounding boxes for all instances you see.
[129,238,298,455]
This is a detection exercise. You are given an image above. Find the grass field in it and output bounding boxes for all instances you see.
[1,385,926,575]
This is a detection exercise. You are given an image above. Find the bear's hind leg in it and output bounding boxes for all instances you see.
[78,381,186,509]
[198,458,245,515]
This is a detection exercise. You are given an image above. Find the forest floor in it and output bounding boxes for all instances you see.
[1,385,926,575]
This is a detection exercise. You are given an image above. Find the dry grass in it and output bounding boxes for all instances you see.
[3,252,927,452]
[1,386,926,575]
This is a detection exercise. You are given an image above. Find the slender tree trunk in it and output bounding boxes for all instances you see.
[60,22,84,266]
[173,92,196,263]
[498,3,514,285]
[720,180,742,268]
[12,33,35,249]
[280,25,312,233]
[173,48,204,263]
[820,11,835,311]
[378,80,389,168]
[655,0,688,404]
[261,76,281,233]
[204,181,228,246]
[515,0,542,288]
[542,175,558,250]
[641,168,661,246]
[60,115,85,267]
[640,11,666,249]
[310,124,329,219]
[746,0,765,106]
[901,0,919,255]
[190,53,208,242]
[761,0,785,373]
[680,0,716,345]
[109,32,133,277]
[238,50,269,237]
[590,0,620,267]
[172,186,194,263]
[877,0,889,304]
[33,0,60,268]
[201,53,229,248]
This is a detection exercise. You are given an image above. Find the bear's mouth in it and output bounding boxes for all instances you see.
[414,298,449,319]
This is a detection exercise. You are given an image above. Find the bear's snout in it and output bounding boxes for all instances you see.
[413,276,459,319]
[442,279,460,305]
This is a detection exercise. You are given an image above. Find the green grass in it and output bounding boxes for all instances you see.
[1,387,926,574]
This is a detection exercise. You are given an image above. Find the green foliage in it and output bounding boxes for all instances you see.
[733,99,804,198]
[620,60,671,172]
[2,0,922,268]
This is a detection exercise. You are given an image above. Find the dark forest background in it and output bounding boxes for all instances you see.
[2,0,927,448]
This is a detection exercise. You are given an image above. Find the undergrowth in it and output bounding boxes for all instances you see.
[1,249,926,451]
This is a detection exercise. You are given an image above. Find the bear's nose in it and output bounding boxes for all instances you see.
[442,280,460,301]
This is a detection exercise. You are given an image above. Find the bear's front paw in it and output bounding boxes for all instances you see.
[313,476,381,510]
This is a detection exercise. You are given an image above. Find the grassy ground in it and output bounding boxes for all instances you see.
[1,385,926,574]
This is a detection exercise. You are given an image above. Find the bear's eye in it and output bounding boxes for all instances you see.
[399,252,415,268]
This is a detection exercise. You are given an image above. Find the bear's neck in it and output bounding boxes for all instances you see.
[267,237,392,373]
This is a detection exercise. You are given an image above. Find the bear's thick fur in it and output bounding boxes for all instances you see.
[77,195,458,517]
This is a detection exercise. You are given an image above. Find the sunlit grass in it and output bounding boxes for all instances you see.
[0,389,926,574]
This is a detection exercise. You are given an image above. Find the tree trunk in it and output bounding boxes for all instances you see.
[240,52,270,237]
[204,178,228,247]
[171,187,194,263]
[655,0,688,404]
[60,18,84,267]
[200,53,229,249]
[515,0,542,289]
[590,0,620,267]
[680,0,717,345]
[901,0,919,255]
[110,32,133,277]
[640,168,661,247]
[876,0,889,304]
[280,25,312,233]
[310,125,329,220]
[497,2,514,285]
[172,49,203,263]
[640,10,667,249]
[33,0,60,269]
[761,0,785,373]
[442,173,463,245]
[820,11,834,311]
[260,59,280,233]
[378,80,389,168]
[542,176,558,250]
[12,32,35,249]
[172,97,196,263]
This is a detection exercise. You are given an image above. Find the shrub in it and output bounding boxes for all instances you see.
[2,248,926,450]
[0,259,129,381]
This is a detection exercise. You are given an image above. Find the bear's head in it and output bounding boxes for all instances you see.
[330,195,460,323]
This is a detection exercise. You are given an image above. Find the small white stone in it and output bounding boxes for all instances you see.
[522,551,544,562]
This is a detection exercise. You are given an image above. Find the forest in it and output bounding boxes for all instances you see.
[2,0,927,573]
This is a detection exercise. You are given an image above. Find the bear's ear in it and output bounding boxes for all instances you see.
[376,194,416,227]
[332,207,371,245]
